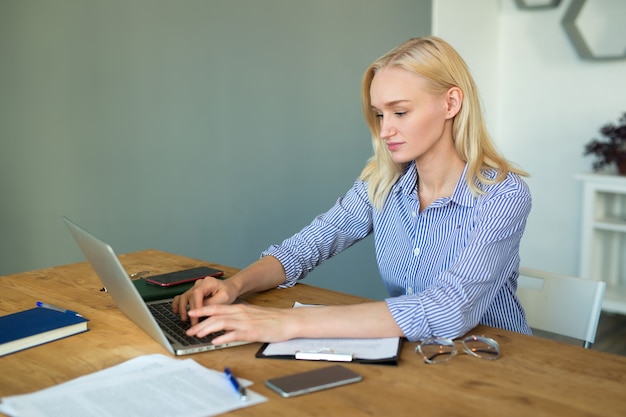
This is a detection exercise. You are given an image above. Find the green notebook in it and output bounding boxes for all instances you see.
[132,279,195,302]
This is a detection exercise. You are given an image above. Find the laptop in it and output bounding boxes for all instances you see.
[63,216,249,355]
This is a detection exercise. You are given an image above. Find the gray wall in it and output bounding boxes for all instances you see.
[0,0,431,300]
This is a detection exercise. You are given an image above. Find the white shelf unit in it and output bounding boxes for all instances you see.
[576,173,626,314]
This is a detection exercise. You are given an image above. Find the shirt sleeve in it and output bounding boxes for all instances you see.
[261,180,373,287]
[385,175,532,341]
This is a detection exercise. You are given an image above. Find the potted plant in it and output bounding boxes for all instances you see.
[583,112,626,175]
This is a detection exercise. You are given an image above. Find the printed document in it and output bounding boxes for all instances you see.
[0,354,266,417]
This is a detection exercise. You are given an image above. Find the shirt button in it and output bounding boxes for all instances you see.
[406,287,414,295]
[413,247,420,256]
[411,211,417,218]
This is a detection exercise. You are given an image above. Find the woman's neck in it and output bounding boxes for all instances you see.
[415,156,465,210]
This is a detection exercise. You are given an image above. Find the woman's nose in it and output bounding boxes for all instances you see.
[380,119,396,139]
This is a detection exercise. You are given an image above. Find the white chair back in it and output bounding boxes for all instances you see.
[517,267,606,348]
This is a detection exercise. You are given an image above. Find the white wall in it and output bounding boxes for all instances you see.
[431,0,501,130]
[434,0,626,277]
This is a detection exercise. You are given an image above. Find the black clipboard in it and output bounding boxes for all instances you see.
[255,337,403,366]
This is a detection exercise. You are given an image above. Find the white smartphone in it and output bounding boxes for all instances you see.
[264,365,363,398]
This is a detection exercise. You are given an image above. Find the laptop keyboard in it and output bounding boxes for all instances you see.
[148,301,225,347]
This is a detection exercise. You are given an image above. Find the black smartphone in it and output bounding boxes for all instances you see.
[145,266,224,287]
[265,365,362,398]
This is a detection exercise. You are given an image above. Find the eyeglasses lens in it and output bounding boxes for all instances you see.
[417,339,455,364]
[462,336,500,360]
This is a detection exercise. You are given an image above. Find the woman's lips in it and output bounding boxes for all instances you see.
[386,142,402,152]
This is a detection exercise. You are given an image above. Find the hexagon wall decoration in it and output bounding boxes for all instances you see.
[562,0,626,61]
[514,0,561,9]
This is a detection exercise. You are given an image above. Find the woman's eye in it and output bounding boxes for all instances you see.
[373,111,406,119]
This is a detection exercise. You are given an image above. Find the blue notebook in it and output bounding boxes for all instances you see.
[0,307,89,357]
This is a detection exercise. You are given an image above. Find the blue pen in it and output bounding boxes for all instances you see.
[224,367,247,401]
[36,301,83,317]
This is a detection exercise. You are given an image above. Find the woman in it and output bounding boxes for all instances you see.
[173,36,532,344]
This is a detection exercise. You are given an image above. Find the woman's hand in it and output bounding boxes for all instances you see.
[172,276,239,325]
[185,303,299,345]
[184,301,403,346]
[173,256,287,326]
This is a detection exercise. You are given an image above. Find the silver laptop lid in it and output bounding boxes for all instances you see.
[62,217,232,355]
[63,217,177,354]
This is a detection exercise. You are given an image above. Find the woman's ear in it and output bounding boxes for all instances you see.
[445,86,463,119]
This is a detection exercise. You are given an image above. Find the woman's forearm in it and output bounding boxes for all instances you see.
[228,255,287,297]
[291,301,404,339]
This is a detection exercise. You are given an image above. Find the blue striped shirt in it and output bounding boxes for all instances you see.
[262,162,532,341]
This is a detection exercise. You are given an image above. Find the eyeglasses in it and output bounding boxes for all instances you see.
[415,335,500,364]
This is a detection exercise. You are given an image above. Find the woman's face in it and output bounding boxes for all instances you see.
[369,66,454,165]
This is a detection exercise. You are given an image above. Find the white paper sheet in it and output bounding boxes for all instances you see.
[260,302,401,362]
[0,354,266,417]
[261,336,400,360]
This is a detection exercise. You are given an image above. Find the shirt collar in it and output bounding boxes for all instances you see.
[394,161,476,208]
[450,164,475,208]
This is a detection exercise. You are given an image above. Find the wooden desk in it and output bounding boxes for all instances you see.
[1,250,625,416]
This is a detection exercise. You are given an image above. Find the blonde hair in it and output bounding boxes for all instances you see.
[359,36,527,210]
